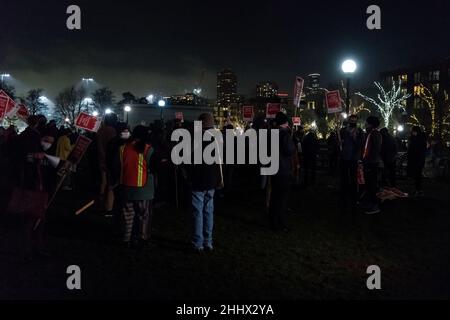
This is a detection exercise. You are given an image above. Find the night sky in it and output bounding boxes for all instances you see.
[1,0,449,99]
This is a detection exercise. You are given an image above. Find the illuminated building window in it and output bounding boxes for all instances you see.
[430,70,440,81]
[432,84,440,93]
[399,74,407,85]
[414,97,422,109]
[401,89,408,106]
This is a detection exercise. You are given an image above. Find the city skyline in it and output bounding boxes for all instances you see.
[1,0,450,99]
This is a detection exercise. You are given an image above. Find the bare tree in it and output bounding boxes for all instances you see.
[25,89,47,115]
[55,86,87,124]
[356,81,410,129]
[93,87,115,112]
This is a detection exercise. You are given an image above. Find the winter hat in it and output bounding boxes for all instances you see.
[366,116,380,128]
[198,112,215,129]
[274,112,288,126]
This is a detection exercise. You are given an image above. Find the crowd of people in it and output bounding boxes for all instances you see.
[0,110,443,260]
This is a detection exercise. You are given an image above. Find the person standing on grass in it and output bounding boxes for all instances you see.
[302,129,319,187]
[56,127,73,191]
[97,113,118,216]
[380,128,398,188]
[339,114,365,214]
[268,112,296,232]
[117,125,155,248]
[363,116,382,215]
[189,113,222,253]
[407,126,427,196]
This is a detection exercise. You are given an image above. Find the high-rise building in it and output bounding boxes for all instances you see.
[307,73,321,91]
[256,81,279,98]
[216,69,239,125]
[380,58,450,112]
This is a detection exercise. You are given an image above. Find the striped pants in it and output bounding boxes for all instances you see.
[122,200,152,243]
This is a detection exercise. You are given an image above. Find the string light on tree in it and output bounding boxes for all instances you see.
[356,81,411,129]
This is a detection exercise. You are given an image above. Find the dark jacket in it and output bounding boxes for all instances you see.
[407,134,427,169]
[381,133,398,164]
[277,127,296,176]
[340,127,364,161]
[363,129,382,165]
[189,130,222,191]
[302,132,319,159]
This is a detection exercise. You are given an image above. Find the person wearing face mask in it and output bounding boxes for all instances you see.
[339,114,365,215]
[56,128,74,191]
[105,122,131,219]
[362,116,382,215]
[11,122,56,261]
[116,125,155,248]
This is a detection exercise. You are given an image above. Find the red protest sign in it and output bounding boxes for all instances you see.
[242,106,254,121]
[266,103,281,119]
[74,112,102,132]
[16,103,30,121]
[67,135,92,165]
[326,90,343,114]
[175,112,184,122]
[0,90,16,120]
[292,117,301,126]
[293,77,304,108]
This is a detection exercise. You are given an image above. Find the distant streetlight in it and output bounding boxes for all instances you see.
[1,73,11,84]
[82,78,94,82]
[83,97,93,105]
[146,94,154,104]
[105,108,113,114]
[92,111,99,117]
[341,59,357,114]
[65,117,70,123]
[158,99,166,122]
[397,125,404,132]
[124,105,131,123]
[342,112,348,119]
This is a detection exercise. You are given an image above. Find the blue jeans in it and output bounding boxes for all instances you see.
[192,189,215,249]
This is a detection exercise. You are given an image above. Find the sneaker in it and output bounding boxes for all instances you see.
[192,247,204,254]
[365,206,381,215]
[104,211,114,218]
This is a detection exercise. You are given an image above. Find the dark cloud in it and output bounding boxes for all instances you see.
[1,0,449,99]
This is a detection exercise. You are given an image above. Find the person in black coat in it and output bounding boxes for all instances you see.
[380,128,398,187]
[407,126,427,195]
[268,112,296,231]
[302,130,320,187]
[188,113,222,252]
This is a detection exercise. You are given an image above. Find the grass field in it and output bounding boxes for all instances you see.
[1,167,450,300]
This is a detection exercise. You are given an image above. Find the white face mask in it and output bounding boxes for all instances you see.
[120,131,131,139]
[41,142,52,151]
